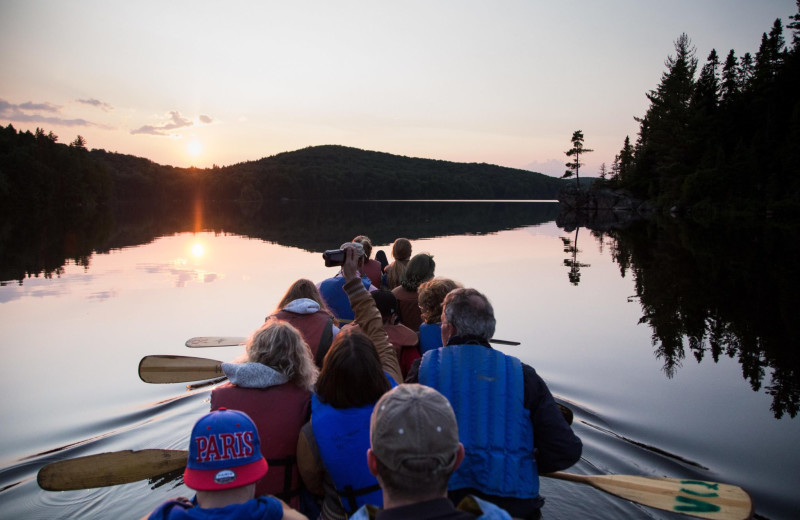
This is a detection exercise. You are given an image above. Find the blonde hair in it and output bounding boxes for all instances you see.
[418,277,463,324]
[247,319,318,391]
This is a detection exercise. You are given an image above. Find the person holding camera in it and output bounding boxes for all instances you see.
[318,242,377,323]
[298,247,402,520]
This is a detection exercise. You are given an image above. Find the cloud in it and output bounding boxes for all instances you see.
[131,110,195,136]
[523,158,565,177]
[77,98,114,112]
[0,98,110,128]
[199,114,213,124]
[19,101,61,112]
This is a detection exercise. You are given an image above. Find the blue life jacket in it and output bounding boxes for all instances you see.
[419,345,538,499]
[418,322,443,354]
[318,274,372,322]
[311,374,397,514]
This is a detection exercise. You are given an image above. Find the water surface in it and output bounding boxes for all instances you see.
[0,200,797,519]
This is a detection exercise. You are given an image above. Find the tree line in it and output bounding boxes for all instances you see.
[600,2,800,217]
[0,128,569,214]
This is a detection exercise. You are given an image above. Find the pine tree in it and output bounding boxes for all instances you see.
[739,52,754,89]
[692,49,720,113]
[721,49,739,102]
[788,0,800,51]
[631,34,697,200]
[562,130,593,189]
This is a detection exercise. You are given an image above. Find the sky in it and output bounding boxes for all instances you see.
[1,1,796,177]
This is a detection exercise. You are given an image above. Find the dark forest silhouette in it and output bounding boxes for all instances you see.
[602,3,800,217]
[0,129,569,215]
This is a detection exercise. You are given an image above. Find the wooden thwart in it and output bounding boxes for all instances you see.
[138,355,224,383]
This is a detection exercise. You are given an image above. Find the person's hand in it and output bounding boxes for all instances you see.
[342,246,359,282]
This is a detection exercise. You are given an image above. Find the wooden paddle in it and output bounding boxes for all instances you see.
[37,449,187,491]
[545,472,753,520]
[138,354,574,424]
[138,355,224,383]
[185,335,521,347]
[37,450,752,519]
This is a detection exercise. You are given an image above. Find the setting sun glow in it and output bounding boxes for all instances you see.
[191,243,205,258]
[187,140,203,157]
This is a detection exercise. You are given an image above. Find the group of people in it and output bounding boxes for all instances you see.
[144,237,582,520]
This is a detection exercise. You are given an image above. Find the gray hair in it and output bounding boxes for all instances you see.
[442,288,496,340]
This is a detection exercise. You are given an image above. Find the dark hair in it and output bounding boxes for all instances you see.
[400,253,435,292]
[375,250,389,271]
[392,238,412,262]
[275,278,327,312]
[371,290,397,318]
[316,330,391,408]
[374,456,449,500]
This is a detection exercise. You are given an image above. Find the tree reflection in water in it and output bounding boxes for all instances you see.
[590,218,800,419]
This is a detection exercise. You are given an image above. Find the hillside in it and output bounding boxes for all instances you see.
[1,125,572,211]
[205,145,570,200]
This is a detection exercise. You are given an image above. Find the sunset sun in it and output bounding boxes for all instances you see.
[187,140,203,157]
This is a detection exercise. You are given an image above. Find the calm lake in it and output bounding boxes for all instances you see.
[0,200,797,519]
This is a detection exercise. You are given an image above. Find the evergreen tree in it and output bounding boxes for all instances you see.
[721,49,739,102]
[788,0,800,51]
[598,162,608,181]
[692,49,720,113]
[739,52,755,89]
[562,130,593,188]
[630,34,697,200]
[70,135,87,149]
[618,136,634,183]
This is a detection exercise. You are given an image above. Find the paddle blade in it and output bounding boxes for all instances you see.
[185,336,246,348]
[545,473,752,520]
[38,450,188,491]
[139,355,224,383]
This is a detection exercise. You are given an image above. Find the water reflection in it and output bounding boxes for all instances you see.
[578,218,800,419]
[0,199,560,284]
[560,227,590,285]
[3,201,798,420]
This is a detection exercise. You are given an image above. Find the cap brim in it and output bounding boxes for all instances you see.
[184,457,268,491]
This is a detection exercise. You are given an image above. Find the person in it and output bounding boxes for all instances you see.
[268,278,339,367]
[318,242,377,323]
[297,247,403,520]
[406,288,582,520]
[343,290,420,378]
[143,408,306,520]
[210,320,319,509]
[417,277,463,355]
[374,250,389,274]
[391,252,435,332]
[383,238,411,290]
[349,384,511,520]
[353,235,383,289]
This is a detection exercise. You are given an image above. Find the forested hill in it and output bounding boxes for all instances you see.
[0,128,569,211]
[213,145,568,200]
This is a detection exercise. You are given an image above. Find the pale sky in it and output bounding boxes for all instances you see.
[1,1,795,176]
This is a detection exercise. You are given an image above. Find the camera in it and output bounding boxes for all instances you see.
[323,249,346,267]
